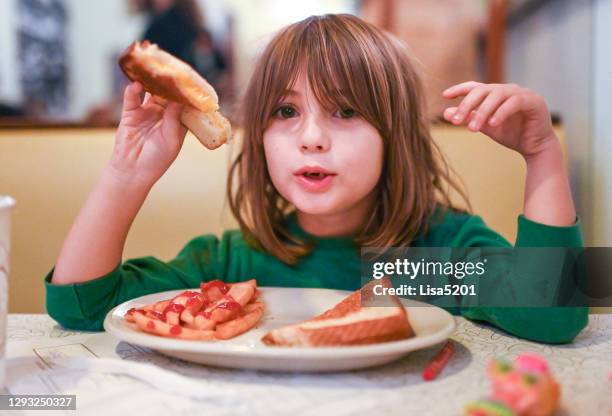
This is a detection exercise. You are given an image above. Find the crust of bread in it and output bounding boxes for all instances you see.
[119,41,218,113]
[180,107,231,150]
[262,280,415,347]
[261,311,412,346]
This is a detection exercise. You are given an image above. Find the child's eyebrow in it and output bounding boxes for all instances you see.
[281,89,300,97]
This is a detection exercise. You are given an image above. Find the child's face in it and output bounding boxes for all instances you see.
[263,73,384,223]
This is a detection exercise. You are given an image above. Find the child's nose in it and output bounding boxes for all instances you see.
[299,118,330,153]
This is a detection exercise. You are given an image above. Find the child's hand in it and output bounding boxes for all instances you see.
[442,82,557,160]
[109,82,188,187]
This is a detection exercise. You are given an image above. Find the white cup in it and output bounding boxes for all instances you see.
[0,196,15,389]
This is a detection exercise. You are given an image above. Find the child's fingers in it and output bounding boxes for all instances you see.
[442,81,481,99]
[443,106,459,122]
[445,107,478,126]
[488,95,523,127]
[444,107,482,129]
[122,82,143,112]
[151,96,169,107]
[163,102,183,123]
[450,86,490,124]
[162,102,187,139]
[143,93,169,112]
[467,89,508,131]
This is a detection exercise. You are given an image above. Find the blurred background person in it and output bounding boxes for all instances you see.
[141,0,202,66]
[186,29,226,88]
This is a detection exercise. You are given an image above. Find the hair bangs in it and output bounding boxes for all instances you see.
[300,16,390,134]
[255,27,304,129]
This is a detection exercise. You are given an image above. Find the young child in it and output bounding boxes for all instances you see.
[46,14,587,343]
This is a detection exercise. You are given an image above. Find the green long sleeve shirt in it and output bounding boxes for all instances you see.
[45,209,588,343]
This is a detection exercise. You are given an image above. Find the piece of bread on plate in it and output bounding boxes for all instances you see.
[262,280,415,347]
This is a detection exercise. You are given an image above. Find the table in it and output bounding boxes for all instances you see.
[3,314,612,415]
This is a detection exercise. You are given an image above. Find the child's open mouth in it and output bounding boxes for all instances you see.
[294,167,337,192]
[303,172,328,180]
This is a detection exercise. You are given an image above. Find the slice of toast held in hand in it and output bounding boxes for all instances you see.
[118,40,231,150]
[262,280,415,347]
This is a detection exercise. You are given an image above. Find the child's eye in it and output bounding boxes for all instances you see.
[273,105,298,119]
[334,107,358,119]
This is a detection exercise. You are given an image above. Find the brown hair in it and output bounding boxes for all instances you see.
[228,14,468,264]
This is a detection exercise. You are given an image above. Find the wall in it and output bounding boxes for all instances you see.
[506,0,594,241]
[64,0,145,119]
[0,0,145,119]
[0,0,22,105]
[591,0,612,245]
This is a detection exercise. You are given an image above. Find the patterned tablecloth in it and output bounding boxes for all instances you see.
[3,314,612,415]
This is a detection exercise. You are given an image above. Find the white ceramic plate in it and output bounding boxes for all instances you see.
[104,287,456,372]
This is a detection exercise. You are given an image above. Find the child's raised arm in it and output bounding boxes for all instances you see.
[442,82,576,227]
[51,82,187,285]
